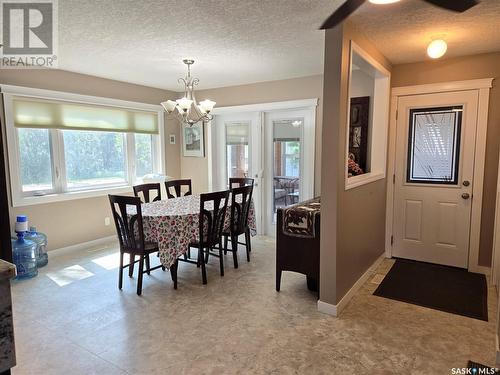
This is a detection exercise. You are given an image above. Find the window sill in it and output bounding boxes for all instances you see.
[12,185,133,207]
[345,172,385,191]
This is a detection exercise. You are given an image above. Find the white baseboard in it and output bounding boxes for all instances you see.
[317,253,385,317]
[49,235,118,257]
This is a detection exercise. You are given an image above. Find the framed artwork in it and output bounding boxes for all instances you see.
[182,122,205,157]
[348,96,370,172]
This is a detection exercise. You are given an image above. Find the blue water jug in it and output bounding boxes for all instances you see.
[25,226,48,268]
[12,232,38,280]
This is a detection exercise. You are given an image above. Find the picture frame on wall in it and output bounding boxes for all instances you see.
[182,122,205,157]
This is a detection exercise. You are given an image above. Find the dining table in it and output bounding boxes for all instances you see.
[133,194,257,269]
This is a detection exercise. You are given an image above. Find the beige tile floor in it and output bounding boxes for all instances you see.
[10,236,498,374]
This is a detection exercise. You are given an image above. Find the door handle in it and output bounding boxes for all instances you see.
[461,193,470,200]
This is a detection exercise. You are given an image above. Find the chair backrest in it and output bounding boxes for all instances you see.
[108,195,145,254]
[229,185,253,235]
[229,177,254,189]
[199,190,230,248]
[165,179,192,199]
[133,183,161,203]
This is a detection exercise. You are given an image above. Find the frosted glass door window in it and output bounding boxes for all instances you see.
[407,106,463,184]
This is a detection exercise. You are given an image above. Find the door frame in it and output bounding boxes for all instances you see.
[208,98,318,235]
[385,78,493,274]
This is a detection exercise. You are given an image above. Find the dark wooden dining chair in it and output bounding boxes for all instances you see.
[229,177,254,189]
[222,185,253,269]
[133,183,162,203]
[165,179,192,199]
[180,190,229,284]
[108,195,177,294]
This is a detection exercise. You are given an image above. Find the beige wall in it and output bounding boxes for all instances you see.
[391,52,500,267]
[320,22,392,305]
[181,75,324,195]
[0,69,180,250]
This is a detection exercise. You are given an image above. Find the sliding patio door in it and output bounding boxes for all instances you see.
[212,103,316,236]
[264,109,315,235]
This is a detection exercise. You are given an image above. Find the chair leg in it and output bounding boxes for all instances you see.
[118,252,124,290]
[219,245,224,277]
[137,255,145,295]
[129,254,135,277]
[145,254,151,275]
[245,229,251,262]
[200,247,207,285]
[195,246,201,268]
[224,235,228,255]
[204,247,210,264]
[170,259,178,290]
[276,268,282,292]
[246,227,252,253]
[231,235,239,269]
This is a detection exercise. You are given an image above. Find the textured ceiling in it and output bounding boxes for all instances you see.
[57,0,500,90]
[58,0,339,90]
[351,0,500,64]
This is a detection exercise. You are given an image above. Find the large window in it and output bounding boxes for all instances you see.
[63,130,127,190]
[4,87,164,205]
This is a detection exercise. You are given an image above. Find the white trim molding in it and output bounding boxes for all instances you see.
[318,254,385,317]
[211,98,318,115]
[391,78,493,97]
[386,78,494,274]
[345,41,391,191]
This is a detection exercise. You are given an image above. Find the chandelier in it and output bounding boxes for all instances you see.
[161,59,216,126]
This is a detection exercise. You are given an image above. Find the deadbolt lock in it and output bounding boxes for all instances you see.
[463,180,470,187]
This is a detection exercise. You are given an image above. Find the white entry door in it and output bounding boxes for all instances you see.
[393,90,479,268]
[213,112,263,234]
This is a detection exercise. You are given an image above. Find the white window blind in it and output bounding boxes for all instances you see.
[226,122,249,145]
[13,97,159,134]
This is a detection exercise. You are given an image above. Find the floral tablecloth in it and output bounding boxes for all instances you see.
[132,195,256,268]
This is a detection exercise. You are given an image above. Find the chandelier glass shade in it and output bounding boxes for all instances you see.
[161,59,216,126]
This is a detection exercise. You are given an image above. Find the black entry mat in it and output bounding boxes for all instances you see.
[373,259,488,321]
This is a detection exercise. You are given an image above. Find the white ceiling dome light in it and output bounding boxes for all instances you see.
[427,39,448,59]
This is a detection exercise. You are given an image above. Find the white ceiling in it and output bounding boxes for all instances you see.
[59,0,339,90]
[350,0,500,64]
[58,0,500,90]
